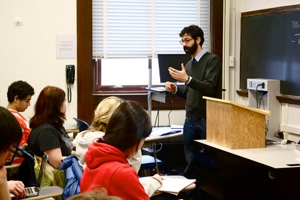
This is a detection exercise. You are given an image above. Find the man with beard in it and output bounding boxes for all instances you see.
[165,24,222,199]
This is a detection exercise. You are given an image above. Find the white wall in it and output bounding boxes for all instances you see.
[228,0,300,141]
[0,0,77,125]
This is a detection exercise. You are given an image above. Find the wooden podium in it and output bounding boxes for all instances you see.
[203,96,271,149]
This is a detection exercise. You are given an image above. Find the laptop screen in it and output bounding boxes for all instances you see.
[157,54,191,83]
[36,153,48,187]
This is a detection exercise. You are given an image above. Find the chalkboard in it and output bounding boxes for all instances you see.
[240,5,300,96]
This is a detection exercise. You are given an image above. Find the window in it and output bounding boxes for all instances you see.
[92,0,211,94]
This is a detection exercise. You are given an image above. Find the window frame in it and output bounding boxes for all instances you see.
[76,0,223,123]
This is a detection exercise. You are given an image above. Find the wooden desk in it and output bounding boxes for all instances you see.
[195,140,300,200]
[6,157,24,169]
[5,163,21,169]
[19,186,63,200]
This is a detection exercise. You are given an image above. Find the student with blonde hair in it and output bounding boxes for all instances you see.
[75,97,160,198]
[76,96,142,171]
[75,96,124,169]
[67,188,122,200]
[80,101,162,199]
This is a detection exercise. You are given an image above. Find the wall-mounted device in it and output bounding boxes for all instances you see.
[66,65,75,103]
[66,65,75,84]
[247,78,280,137]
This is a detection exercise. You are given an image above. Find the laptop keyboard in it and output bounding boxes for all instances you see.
[25,187,39,194]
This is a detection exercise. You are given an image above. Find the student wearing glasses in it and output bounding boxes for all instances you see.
[0,106,25,200]
[165,24,222,199]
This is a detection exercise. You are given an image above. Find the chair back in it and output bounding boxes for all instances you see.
[73,117,89,132]
[18,147,37,187]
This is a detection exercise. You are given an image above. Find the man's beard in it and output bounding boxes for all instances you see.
[183,42,198,55]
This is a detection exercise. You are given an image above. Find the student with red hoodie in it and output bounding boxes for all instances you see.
[80,101,162,200]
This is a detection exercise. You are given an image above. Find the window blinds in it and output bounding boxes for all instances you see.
[92,0,210,58]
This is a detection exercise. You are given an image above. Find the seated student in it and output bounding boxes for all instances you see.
[27,86,74,187]
[0,106,25,200]
[80,101,162,200]
[75,96,142,171]
[75,96,160,197]
[67,188,121,200]
[7,80,35,147]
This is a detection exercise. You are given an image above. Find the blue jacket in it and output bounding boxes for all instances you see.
[59,155,82,200]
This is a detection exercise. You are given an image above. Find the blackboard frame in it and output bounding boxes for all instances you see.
[240,5,300,98]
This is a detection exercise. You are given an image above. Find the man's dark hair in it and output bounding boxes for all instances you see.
[7,80,34,103]
[0,106,22,152]
[179,25,205,46]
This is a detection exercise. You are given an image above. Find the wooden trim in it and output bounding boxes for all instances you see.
[236,90,300,105]
[236,89,248,97]
[276,95,300,105]
[242,4,300,17]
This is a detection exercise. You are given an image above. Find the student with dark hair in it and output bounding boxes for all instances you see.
[26,86,74,189]
[7,80,35,146]
[80,101,162,200]
[27,86,74,169]
[0,106,25,200]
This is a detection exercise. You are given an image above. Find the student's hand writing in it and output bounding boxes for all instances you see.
[8,180,27,199]
[168,63,188,82]
[152,174,163,184]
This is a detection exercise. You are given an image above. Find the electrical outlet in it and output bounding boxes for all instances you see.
[229,56,234,67]
[247,79,268,91]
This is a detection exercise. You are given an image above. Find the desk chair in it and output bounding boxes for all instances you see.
[140,144,163,176]
[73,117,89,132]
[140,155,163,176]
[18,147,37,187]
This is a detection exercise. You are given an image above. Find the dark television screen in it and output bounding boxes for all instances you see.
[158,54,191,83]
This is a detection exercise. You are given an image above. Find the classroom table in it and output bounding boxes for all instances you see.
[194,140,300,200]
[144,127,183,173]
[16,186,63,200]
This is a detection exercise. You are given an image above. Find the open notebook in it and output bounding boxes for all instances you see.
[139,175,196,195]
[25,152,48,197]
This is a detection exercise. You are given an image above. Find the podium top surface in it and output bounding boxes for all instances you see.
[203,96,271,116]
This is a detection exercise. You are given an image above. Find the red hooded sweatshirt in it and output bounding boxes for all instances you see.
[80,140,150,200]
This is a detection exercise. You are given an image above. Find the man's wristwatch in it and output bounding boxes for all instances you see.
[185,76,192,85]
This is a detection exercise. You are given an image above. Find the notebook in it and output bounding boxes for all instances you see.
[24,152,48,197]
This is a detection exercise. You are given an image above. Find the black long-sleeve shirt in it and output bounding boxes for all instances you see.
[176,52,222,118]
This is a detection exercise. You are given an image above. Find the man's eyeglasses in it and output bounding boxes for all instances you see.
[179,38,193,45]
